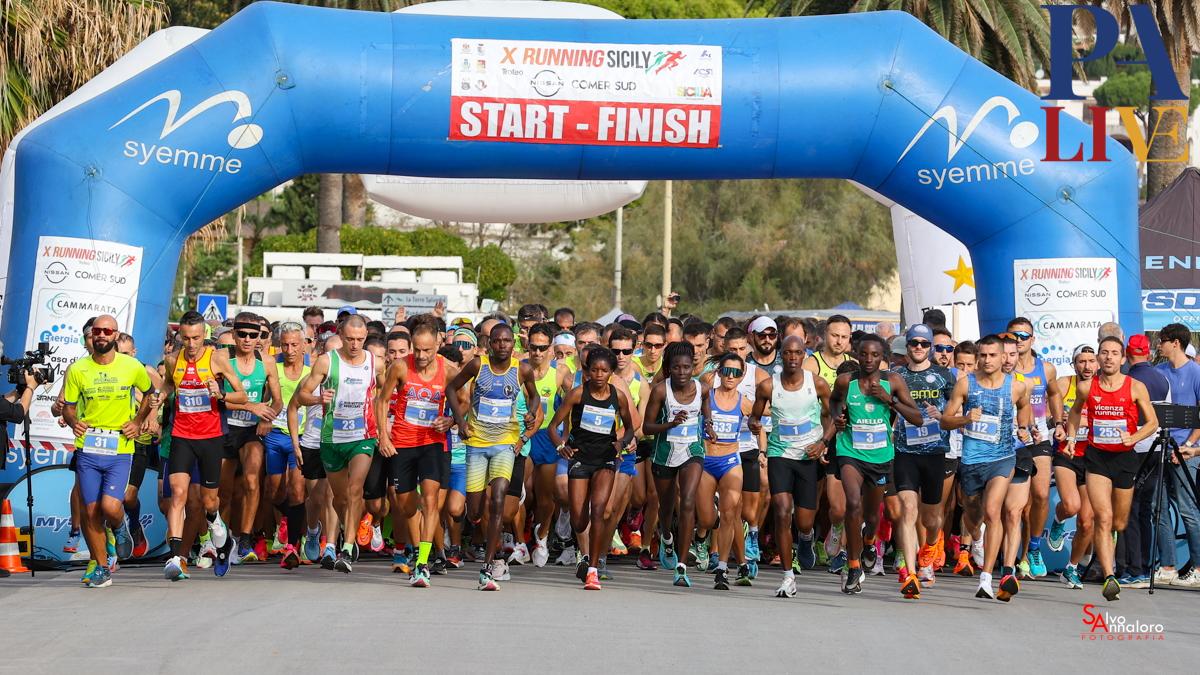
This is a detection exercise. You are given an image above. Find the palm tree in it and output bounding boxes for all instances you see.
[1085,1,1200,197]
[750,0,1051,91]
[2,0,168,154]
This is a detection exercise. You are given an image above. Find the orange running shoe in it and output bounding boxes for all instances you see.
[584,569,602,590]
[356,514,373,547]
[953,549,974,577]
[629,531,643,551]
[917,545,935,570]
[997,574,1019,602]
[934,532,946,569]
[901,574,921,599]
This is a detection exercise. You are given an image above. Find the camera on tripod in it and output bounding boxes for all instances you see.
[1,341,55,387]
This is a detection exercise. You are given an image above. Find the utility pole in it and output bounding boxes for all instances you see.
[613,206,623,308]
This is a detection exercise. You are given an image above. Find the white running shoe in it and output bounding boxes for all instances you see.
[501,532,515,556]
[493,558,511,581]
[870,542,885,576]
[532,537,549,568]
[1172,570,1200,587]
[970,538,984,569]
[824,525,843,558]
[555,545,576,566]
[775,575,797,598]
[555,511,573,540]
[918,565,936,584]
[370,525,384,552]
[508,542,531,565]
[1154,568,1179,585]
[208,514,228,549]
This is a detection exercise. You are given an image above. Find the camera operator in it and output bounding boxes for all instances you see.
[0,367,37,579]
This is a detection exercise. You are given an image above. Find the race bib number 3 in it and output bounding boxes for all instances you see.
[964,414,1001,444]
[851,422,888,451]
[580,404,616,434]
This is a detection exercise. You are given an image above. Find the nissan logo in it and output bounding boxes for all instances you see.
[1024,283,1051,307]
[44,261,68,284]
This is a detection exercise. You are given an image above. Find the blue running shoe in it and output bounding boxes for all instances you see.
[80,560,98,585]
[673,564,692,588]
[1062,564,1082,589]
[828,550,848,574]
[1028,549,1047,577]
[392,550,411,574]
[705,552,719,574]
[114,518,133,560]
[659,535,678,570]
[87,566,112,588]
[747,559,759,579]
[214,537,233,578]
[745,530,761,562]
[798,537,817,570]
[1047,520,1067,552]
[303,526,322,562]
[320,545,337,570]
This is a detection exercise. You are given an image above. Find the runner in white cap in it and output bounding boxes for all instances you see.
[747,317,782,376]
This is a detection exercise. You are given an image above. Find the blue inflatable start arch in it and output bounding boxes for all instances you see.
[6,2,1138,365]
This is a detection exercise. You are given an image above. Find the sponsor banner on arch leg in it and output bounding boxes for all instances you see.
[449,38,721,147]
[24,235,143,440]
[1142,289,1200,331]
[1014,258,1117,368]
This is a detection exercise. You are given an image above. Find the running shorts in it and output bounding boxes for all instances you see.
[703,453,740,481]
[619,452,638,477]
[740,449,761,493]
[1012,444,1035,485]
[651,455,700,481]
[160,461,200,500]
[568,456,616,480]
[529,429,559,466]
[76,451,133,505]
[465,444,516,493]
[300,445,325,480]
[449,463,467,495]
[363,451,391,501]
[223,424,261,460]
[168,436,224,489]
[1085,446,1141,490]
[958,456,1015,497]
[1052,451,1086,486]
[1027,440,1053,459]
[320,438,376,474]
[837,456,892,488]
[767,456,819,510]
[263,430,297,476]
[893,453,945,505]
[636,438,655,462]
[392,442,445,493]
[942,456,960,478]
[129,441,158,489]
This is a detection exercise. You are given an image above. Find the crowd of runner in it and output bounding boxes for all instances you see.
[51,300,1200,601]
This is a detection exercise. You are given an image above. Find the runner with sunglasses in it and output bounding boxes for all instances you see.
[219,312,283,567]
[829,334,924,594]
[747,316,782,376]
[697,352,750,589]
[633,322,668,570]
[804,314,854,571]
[1064,336,1159,601]
[1007,317,1062,579]
[643,341,709,588]
[891,324,955,598]
[262,321,309,570]
[600,327,647,577]
[932,329,955,368]
[547,347,637,590]
[161,311,248,581]
[526,322,573,568]
[1050,344,1097,589]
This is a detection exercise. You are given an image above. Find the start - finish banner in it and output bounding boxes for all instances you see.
[449,38,722,147]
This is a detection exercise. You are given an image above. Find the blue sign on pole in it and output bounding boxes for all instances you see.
[196,294,228,322]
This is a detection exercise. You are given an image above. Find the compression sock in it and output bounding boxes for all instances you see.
[169,537,183,557]
[1028,536,1042,552]
[418,541,433,566]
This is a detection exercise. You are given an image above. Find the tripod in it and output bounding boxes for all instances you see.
[1144,404,1200,594]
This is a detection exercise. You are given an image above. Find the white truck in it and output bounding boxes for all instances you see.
[231,251,495,324]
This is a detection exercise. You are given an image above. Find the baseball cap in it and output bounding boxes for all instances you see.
[748,316,777,334]
[1127,334,1150,357]
[904,324,933,343]
[618,319,642,332]
[1072,344,1095,359]
[337,305,357,316]
[1187,344,1196,359]
[890,335,907,355]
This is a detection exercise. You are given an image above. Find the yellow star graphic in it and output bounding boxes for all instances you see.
[943,256,975,292]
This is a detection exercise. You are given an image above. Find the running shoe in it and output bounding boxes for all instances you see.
[478,567,499,591]
[254,536,268,562]
[933,532,946,569]
[80,560,98,585]
[628,531,643,551]
[970,538,984,569]
[556,546,577,566]
[281,544,300,570]
[508,542,531,566]
[870,541,885,576]
[63,528,81,554]
[997,574,1019,602]
[208,513,229,549]
[304,527,321,562]
[370,525,384,553]
[532,537,550,568]
[707,552,720,574]
[659,534,678,570]
[736,563,753,587]
[745,530,761,562]
[1172,571,1200,587]
[975,577,996,600]
[791,545,801,574]
[164,555,189,581]
[916,545,933,572]
[610,531,628,557]
[1062,564,1083,589]
[797,537,816,570]
[411,564,431,588]
[713,567,730,590]
[431,555,448,576]
[841,566,863,594]
[131,521,148,559]
[1047,520,1068,552]
[446,546,464,569]
[895,552,908,582]
[502,532,516,557]
[584,569,602,590]
[828,550,848,574]
[1017,559,1032,580]
[824,525,843,558]
[270,523,286,555]
[1028,549,1047,577]
[598,557,611,581]
[196,539,217,569]
[954,549,974,577]
[637,549,659,571]
[814,543,829,568]
[947,534,961,564]
[391,549,411,574]
[861,541,878,570]
[1102,575,1121,601]
[87,566,112,588]
[775,574,797,598]
[105,529,118,571]
[493,558,511,582]
[692,537,710,569]
[356,514,373,547]
[673,563,692,588]
[900,574,920,599]
[576,555,590,583]
[114,518,133,560]
[747,560,759,579]
[1124,573,1150,589]
[918,565,936,585]
[334,550,353,574]
[237,537,257,564]
[320,545,337,571]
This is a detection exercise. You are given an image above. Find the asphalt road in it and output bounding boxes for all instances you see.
[2,557,1196,673]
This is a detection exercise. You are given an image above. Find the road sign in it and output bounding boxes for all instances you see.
[381,293,446,323]
[197,294,228,322]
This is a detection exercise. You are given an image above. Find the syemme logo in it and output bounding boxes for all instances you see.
[1081,604,1166,641]
[899,96,1040,190]
[109,89,263,175]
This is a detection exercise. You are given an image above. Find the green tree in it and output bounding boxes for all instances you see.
[407,228,470,257]
[464,245,518,301]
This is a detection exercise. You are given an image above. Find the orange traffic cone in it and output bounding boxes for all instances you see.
[0,499,30,573]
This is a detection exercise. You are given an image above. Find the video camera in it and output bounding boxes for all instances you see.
[1,341,55,388]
